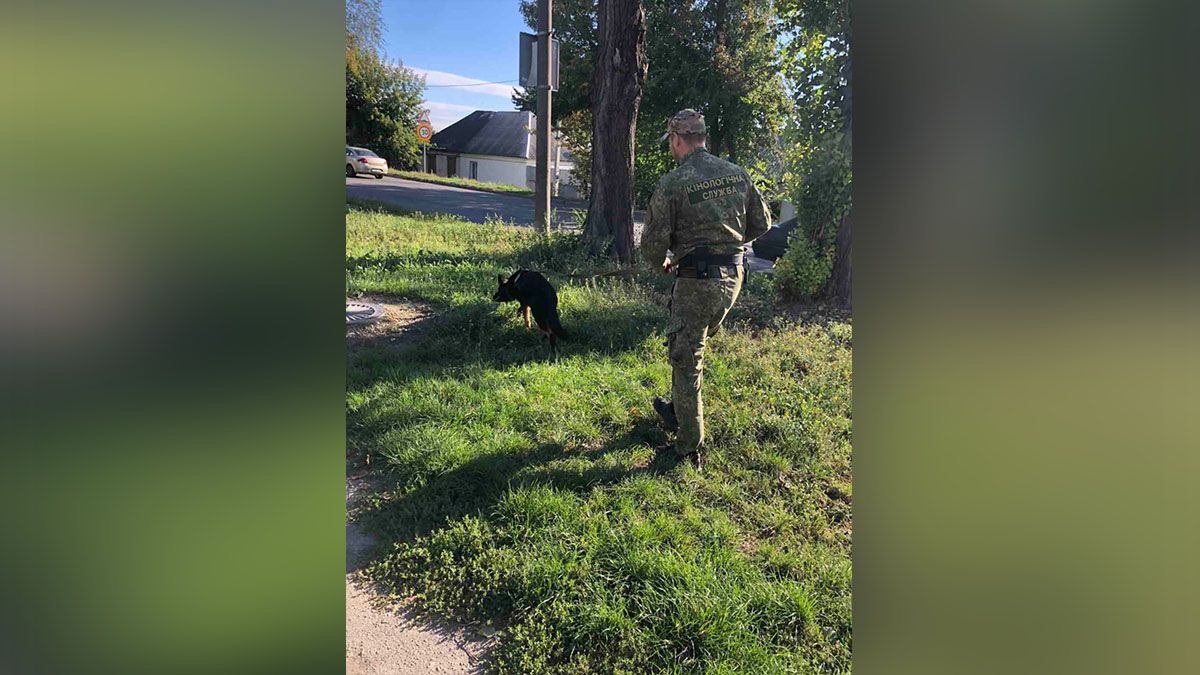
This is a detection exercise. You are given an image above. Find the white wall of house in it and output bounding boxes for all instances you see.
[459,154,529,187]
[458,153,580,194]
[428,151,582,197]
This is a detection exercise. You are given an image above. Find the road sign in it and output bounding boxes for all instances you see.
[416,122,433,143]
[417,110,431,124]
[519,31,560,91]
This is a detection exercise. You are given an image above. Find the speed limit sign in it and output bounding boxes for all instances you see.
[416,122,433,143]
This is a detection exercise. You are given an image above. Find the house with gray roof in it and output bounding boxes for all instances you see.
[425,110,579,197]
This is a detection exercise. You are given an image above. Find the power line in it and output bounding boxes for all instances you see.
[424,79,519,88]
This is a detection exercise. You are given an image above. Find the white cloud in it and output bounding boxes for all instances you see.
[409,67,518,99]
[422,101,476,131]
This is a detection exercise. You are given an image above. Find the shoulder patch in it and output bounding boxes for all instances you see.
[683,173,747,205]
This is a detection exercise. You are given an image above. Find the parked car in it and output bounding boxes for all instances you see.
[346,146,387,178]
[751,217,799,261]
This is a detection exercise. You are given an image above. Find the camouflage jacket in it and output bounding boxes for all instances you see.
[639,147,771,270]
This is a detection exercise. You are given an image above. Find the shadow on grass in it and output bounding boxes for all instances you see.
[347,291,667,377]
[353,422,678,569]
[345,293,675,554]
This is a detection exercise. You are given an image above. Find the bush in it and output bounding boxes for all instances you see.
[773,230,833,300]
[516,227,610,277]
[776,132,851,302]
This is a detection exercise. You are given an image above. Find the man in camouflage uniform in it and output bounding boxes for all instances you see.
[640,109,771,468]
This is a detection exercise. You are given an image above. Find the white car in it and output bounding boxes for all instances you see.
[346,146,387,178]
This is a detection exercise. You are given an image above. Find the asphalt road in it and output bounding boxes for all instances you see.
[346,175,593,229]
[346,175,774,273]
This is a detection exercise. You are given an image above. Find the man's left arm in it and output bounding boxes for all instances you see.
[640,184,674,271]
[744,175,771,242]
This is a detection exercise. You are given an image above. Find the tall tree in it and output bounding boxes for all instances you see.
[583,0,647,262]
[345,0,426,169]
[346,50,426,168]
[346,0,383,53]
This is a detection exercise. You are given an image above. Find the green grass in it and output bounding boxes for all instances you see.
[346,204,852,673]
[389,169,535,196]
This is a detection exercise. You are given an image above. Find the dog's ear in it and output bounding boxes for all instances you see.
[497,274,506,285]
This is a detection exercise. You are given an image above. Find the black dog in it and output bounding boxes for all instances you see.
[493,270,565,357]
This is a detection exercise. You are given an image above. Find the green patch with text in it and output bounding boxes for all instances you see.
[685,173,747,205]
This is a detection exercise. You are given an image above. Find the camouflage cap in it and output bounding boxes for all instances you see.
[660,109,706,142]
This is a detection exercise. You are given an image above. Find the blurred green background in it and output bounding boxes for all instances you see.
[1,2,344,674]
[854,0,1199,673]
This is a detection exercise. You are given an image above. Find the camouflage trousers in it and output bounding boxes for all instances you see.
[666,267,744,455]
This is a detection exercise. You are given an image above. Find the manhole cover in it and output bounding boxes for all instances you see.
[346,301,384,326]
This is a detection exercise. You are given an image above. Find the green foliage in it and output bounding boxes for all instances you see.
[782,25,851,141]
[774,229,834,300]
[791,134,852,239]
[775,0,852,302]
[774,133,850,301]
[347,207,853,673]
[345,1,426,169]
[633,115,675,207]
[640,0,789,162]
[558,109,593,198]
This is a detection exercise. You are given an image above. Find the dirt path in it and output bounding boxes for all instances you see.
[346,297,439,352]
[347,299,491,674]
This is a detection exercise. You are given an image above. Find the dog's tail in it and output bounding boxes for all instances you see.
[549,310,567,338]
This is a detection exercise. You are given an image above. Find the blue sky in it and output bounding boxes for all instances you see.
[381,0,529,130]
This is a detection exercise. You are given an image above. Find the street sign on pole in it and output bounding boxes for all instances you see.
[416,110,433,144]
[416,110,432,173]
[519,32,533,85]
[519,32,559,91]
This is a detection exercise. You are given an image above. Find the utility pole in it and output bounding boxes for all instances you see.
[534,0,553,233]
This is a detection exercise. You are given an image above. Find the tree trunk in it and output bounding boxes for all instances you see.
[825,212,852,309]
[584,0,647,263]
[828,42,853,310]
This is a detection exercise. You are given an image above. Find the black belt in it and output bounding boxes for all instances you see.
[674,251,744,279]
[676,266,740,279]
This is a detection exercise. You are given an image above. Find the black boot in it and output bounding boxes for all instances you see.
[652,396,679,432]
